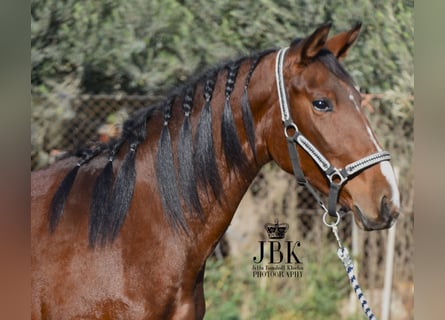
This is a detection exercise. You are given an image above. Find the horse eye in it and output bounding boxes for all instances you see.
[312,99,333,112]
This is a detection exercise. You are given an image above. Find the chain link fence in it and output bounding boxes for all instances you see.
[31,95,160,169]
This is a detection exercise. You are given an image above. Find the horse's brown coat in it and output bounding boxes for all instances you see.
[31,23,400,319]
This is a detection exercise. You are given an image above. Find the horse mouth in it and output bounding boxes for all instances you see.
[352,197,399,231]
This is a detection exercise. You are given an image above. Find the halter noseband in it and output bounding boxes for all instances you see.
[275,47,391,219]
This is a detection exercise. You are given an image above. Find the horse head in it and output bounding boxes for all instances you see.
[265,23,400,230]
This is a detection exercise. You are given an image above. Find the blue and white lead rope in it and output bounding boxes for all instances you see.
[330,224,377,320]
[337,245,377,320]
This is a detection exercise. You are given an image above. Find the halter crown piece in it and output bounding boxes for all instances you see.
[275,47,391,219]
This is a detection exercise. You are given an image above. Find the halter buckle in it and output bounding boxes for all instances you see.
[327,168,348,186]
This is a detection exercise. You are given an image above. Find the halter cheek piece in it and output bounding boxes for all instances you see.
[275,47,391,219]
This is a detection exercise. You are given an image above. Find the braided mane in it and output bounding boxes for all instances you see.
[48,43,353,247]
[49,48,275,247]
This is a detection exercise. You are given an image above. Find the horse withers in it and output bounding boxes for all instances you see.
[31,22,400,319]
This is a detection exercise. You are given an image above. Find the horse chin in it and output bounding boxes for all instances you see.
[352,203,399,231]
[338,206,350,218]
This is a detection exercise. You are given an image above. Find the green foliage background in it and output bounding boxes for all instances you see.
[31,0,413,318]
[32,0,413,97]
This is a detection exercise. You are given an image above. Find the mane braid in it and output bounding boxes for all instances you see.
[241,49,275,159]
[178,86,203,217]
[194,71,223,201]
[221,61,249,175]
[49,48,279,241]
[107,115,148,242]
[89,158,114,246]
[156,98,188,232]
[48,146,103,233]
[89,106,157,246]
[88,138,123,247]
[48,165,80,232]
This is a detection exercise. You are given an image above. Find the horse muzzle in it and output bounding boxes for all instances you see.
[354,196,400,231]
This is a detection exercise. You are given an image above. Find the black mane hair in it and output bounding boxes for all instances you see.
[178,86,203,217]
[241,50,273,159]
[156,97,188,232]
[49,145,105,233]
[48,48,278,246]
[194,70,222,201]
[48,44,356,246]
[221,60,249,176]
[89,107,157,246]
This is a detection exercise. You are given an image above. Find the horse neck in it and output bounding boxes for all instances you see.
[198,55,280,205]
[181,52,279,250]
[45,50,281,250]
[87,50,281,251]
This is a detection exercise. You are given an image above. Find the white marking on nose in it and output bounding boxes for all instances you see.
[366,125,382,152]
[366,124,399,209]
[380,161,401,209]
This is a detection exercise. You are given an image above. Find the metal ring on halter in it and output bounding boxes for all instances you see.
[327,168,348,186]
[284,122,298,139]
[322,210,341,228]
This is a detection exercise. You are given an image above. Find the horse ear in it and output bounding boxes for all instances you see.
[290,22,332,64]
[326,21,362,60]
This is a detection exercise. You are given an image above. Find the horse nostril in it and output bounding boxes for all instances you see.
[381,196,390,216]
[381,196,399,227]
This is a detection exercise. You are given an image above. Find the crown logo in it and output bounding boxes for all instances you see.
[264,219,289,239]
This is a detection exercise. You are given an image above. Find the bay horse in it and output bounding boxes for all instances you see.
[31,22,400,319]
